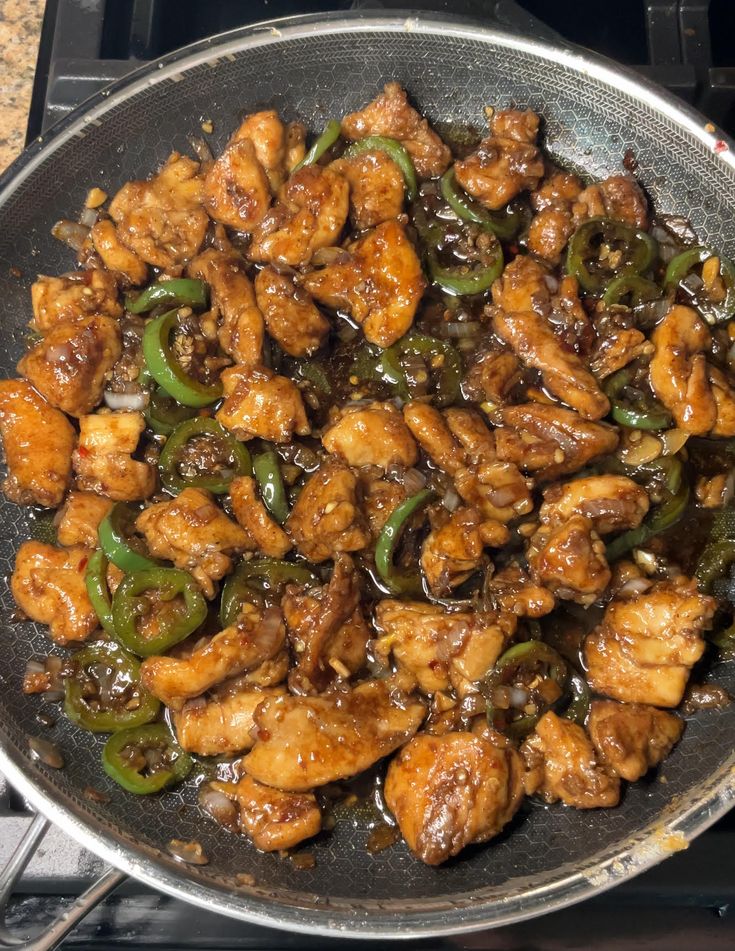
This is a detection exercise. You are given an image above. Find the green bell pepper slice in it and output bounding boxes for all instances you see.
[606,475,690,561]
[440,168,523,241]
[98,502,160,573]
[604,368,673,430]
[562,669,591,726]
[664,245,735,323]
[158,417,252,495]
[351,333,462,408]
[253,450,289,524]
[145,386,198,436]
[64,641,160,733]
[374,488,435,596]
[112,567,207,657]
[345,135,418,202]
[566,217,658,294]
[292,119,341,172]
[126,279,208,315]
[102,723,192,794]
[695,540,735,593]
[220,558,319,627]
[602,273,662,307]
[143,308,223,407]
[85,549,116,636]
[428,239,504,296]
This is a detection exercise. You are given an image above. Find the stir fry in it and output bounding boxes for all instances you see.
[3,82,735,868]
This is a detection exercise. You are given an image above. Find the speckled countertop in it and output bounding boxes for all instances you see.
[0,0,45,172]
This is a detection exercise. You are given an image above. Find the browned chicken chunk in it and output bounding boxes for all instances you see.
[141,603,285,709]
[136,487,250,598]
[248,165,349,267]
[539,475,649,535]
[55,491,113,548]
[188,249,264,366]
[216,364,310,443]
[286,459,370,562]
[73,412,155,501]
[253,266,329,358]
[584,579,715,707]
[230,109,288,191]
[174,686,285,756]
[229,475,291,559]
[212,775,321,852]
[482,563,556,618]
[31,270,121,332]
[11,541,98,644]
[18,315,121,417]
[385,731,524,865]
[0,380,75,507]
[109,153,208,269]
[527,514,611,606]
[243,676,426,791]
[494,403,619,480]
[373,600,513,695]
[521,711,620,808]
[90,219,148,286]
[588,700,684,782]
[322,400,418,470]
[303,219,425,348]
[589,325,650,380]
[421,506,508,595]
[573,174,649,231]
[283,554,368,694]
[331,148,405,228]
[204,136,271,231]
[341,82,451,178]
[527,168,583,264]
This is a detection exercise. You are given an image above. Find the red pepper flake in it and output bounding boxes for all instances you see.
[78,556,89,571]
[77,445,90,458]
[715,140,729,154]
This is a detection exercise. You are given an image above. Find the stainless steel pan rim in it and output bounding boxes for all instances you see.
[1,10,735,939]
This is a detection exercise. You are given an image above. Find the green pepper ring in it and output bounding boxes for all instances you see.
[158,417,252,495]
[253,450,290,525]
[144,385,198,436]
[292,119,341,173]
[102,723,192,794]
[440,168,523,242]
[566,217,658,295]
[664,245,735,323]
[111,567,208,657]
[85,549,116,636]
[142,308,223,408]
[98,502,160,573]
[374,488,436,596]
[484,640,568,739]
[344,135,418,203]
[126,278,209,315]
[220,558,319,627]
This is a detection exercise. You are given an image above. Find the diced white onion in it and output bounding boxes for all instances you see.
[103,390,148,411]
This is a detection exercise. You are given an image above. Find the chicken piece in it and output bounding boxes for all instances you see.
[174,686,285,756]
[11,541,97,645]
[331,148,405,229]
[109,153,208,269]
[482,563,556,618]
[248,165,348,267]
[453,463,534,524]
[492,309,609,420]
[588,700,684,782]
[136,487,250,598]
[384,731,524,866]
[531,168,584,212]
[402,402,466,474]
[230,109,287,191]
[649,305,716,435]
[539,475,649,535]
[527,514,610,606]
[188,249,264,366]
[360,475,408,537]
[584,579,715,707]
[373,600,512,695]
[215,364,310,443]
[341,82,451,178]
[141,603,284,709]
[444,407,497,463]
[90,219,148,286]
[73,412,154,501]
[253,266,329,358]
[243,676,426,791]
[302,219,425,348]
[527,207,576,264]
[283,554,367,694]
[213,775,321,852]
[491,253,551,316]
[0,380,75,507]
[708,365,735,437]
[494,403,619,480]
[520,711,620,808]
[203,136,270,232]
[285,121,306,171]
[454,124,543,210]
[491,108,539,143]
[31,270,121,332]
[322,401,418,470]
[56,491,113,548]
[589,326,649,380]
[229,476,291,559]
[421,506,507,595]
[695,472,729,509]
[462,348,521,405]
[573,174,649,231]
[18,315,121,417]
[286,459,370,562]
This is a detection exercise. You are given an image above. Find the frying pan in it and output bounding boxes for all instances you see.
[1,11,735,947]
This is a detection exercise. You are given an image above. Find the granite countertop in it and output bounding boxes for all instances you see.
[0,0,45,172]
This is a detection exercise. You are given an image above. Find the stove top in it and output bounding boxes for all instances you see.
[6,1,735,947]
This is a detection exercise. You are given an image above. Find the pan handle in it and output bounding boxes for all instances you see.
[0,812,126,951]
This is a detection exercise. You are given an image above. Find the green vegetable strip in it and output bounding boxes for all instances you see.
[126,279,208,314]
[440,168,522,241]
[85,549,116,635]
[142,308,222,407]
[253,450,290,524]
[604,368,673,431]
[292,119,341,172]
[606,477,690,561]
[374,488,435,595]
[220,559,319,627]
[99,503,159,573]
[664,245,735,323]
